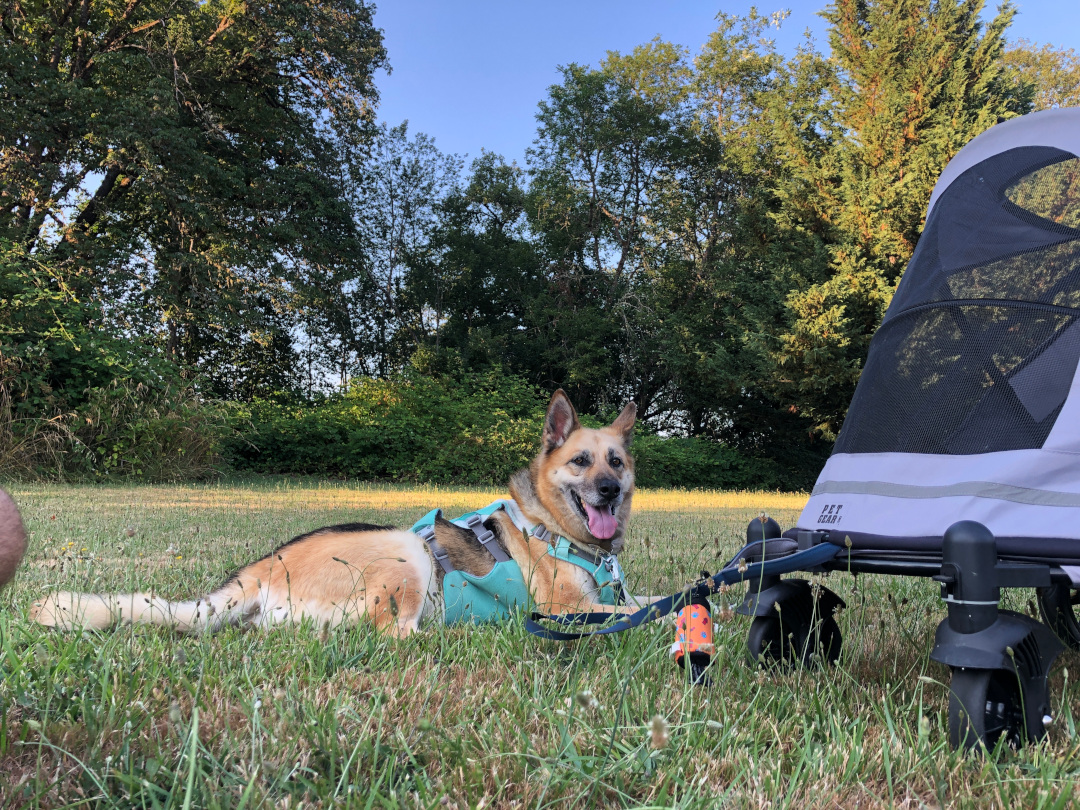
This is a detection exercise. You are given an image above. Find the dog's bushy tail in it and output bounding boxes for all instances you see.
[31,584,252,632]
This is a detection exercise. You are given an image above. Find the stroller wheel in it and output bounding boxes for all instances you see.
[747,615,785,664]
[813,617,843,665]
[948,668,1033,752]
[747,615,842,667]
[1037,584,1080,650]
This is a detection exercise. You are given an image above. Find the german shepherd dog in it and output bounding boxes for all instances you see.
[32,391,655,636]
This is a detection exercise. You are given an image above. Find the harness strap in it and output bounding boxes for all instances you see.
[412,503,514,574]
[412,509,453,574]
[525,541,841,641]
[547,535,624,605]
[417,525,455,574]
[411,500,625,607]
[464,514,510,563]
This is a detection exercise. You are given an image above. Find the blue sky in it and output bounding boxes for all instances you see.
[371,0,1080,168]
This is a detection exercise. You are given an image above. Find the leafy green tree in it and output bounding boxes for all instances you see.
[527,44,684,413]
[349,122,462,378]
[194,293,302,401]
[523,17,823,462]
[1002,39,1080,110]
[402,152,543,376]
[1,0,387,395]
[639,12,808,448]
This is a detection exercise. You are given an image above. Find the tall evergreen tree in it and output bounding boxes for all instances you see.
[766,0,1026,436]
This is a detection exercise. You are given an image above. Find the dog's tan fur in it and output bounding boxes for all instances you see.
[32,391,654,636]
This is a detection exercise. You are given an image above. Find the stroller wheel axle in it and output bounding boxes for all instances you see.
[929,521,1063,752]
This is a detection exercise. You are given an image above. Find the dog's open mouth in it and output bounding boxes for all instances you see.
[571,491,618,540]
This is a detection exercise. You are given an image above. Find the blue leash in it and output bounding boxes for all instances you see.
[525,541,841,641]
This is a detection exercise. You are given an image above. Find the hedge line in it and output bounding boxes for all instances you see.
[225,374,824,491]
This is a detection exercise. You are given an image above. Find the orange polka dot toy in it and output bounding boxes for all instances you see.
[671,596,714,685]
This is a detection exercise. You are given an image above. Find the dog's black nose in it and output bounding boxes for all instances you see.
[597,477,621,502]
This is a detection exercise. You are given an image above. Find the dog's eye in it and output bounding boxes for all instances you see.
[611,456,622,468]
[571,455,588,466]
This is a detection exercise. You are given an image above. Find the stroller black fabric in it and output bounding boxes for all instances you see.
[798,109,1080,559]
[837,146,1080,456]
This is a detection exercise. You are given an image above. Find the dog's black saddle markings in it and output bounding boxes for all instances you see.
[416,512,510,574]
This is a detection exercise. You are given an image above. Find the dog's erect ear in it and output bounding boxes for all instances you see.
[543,389,580,451]
[609,401,636,447]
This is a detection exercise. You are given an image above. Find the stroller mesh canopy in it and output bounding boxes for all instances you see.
[799,109,1080,555]
[837,146,1080,456]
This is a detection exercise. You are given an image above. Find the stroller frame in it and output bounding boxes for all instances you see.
[739,517,1073,752]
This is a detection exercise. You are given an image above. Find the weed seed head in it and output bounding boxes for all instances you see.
[575,690,600,713]
[650,715,670,749]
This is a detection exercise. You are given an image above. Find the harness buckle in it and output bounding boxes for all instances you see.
[601,553,622,582]
[418,525,455,574]
[465,514,510,563]
[600,552,626,605]
[604,557,622,591]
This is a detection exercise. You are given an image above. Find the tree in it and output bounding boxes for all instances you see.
[522,17,825,458]
[527,43,687,413]
[765,0,1027,436]
[639,12,806,446]
[349,122,462,379]
[1002,39,1080,111]
[0,0,388,397]
[402,152,543,376]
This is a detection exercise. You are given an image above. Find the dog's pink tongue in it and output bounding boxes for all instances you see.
[583,502,617,540]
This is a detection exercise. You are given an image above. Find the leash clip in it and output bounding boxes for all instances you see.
[601,553,623,583]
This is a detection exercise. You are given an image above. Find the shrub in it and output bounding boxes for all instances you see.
[68,381,234,481]
[631,435,822,492]
[226,371,549,485]
[0,376,234,482]
[0,373,71,479]
[227,372,825,490]
[0,240,234,482]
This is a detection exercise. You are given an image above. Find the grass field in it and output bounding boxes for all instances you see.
[2,479,1079,808]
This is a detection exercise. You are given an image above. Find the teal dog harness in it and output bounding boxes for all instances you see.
[409,499,625,624]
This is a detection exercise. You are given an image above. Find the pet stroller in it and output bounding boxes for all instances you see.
[739,106,1080,751]
[530,107,1080,751]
